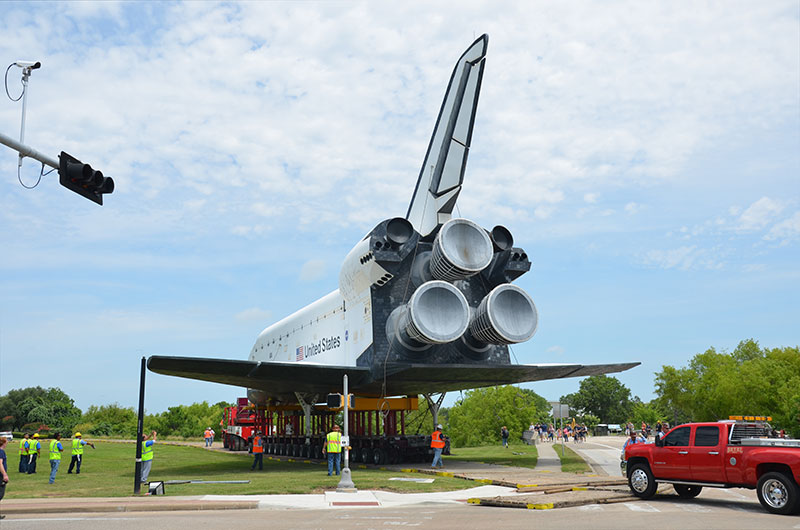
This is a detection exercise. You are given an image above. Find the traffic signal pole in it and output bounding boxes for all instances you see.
[337,374,356,492]
[0,130,59,170]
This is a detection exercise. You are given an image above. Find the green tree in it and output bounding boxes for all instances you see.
[74,403,137,437]
[655,339,800,437]
[448,386,550,446]
[560,375,632,423]
[148,401,230,438]
[0,387,82,433]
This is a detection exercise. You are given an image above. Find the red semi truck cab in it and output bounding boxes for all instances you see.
[622,419,800,515]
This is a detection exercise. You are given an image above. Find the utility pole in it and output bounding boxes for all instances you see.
[134,357,146,494]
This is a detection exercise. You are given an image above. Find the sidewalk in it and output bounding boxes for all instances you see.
[533,442,562,472]
[0,485,524,515]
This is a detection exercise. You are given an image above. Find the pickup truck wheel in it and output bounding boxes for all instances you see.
[757,472,799,515]
[674,484,702,499]
[628,463,657,499]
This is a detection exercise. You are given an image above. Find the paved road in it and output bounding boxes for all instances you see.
[4,500,799,529]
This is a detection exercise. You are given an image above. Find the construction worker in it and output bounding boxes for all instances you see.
[67,432,95,474]
[140,430,157,483]
[324,424,342,476]
[204,427,213,447]
[250,430,264,471]
[48,433,64,484]
[18,433,29,473]
[430,424,446,469]
[27,433,40,474]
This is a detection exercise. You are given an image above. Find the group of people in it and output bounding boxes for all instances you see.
[15,432,96,484]
[528,423,589,443]
[203,427,216,447]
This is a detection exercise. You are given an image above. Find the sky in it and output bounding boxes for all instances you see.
[0,2,798,416]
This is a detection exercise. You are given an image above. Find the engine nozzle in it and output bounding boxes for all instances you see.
[388,280,470,349]
[469,284,538,345]
[430,218,493,281]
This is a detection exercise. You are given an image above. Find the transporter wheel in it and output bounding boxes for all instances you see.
[757,472,800,515]
[388,447,401,465]
[674,484,703,499]
[628,463,657,499]
[377,448,388,466]
[361,448,372,465]
[350,446,360,463]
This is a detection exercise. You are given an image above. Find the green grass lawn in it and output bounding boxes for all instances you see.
[5,442,474,499]
[552,443,592,473]
[444,442,538,468]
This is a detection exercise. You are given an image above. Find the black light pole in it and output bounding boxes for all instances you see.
[134,356,146,494]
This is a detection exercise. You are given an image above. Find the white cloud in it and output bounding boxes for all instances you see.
[764,211,800,244]
[546,345,565,356]
[641,245,724,271]
[737,197,784,231]
[298,259,326,282]
[624,202,642,215]
[235,307,273,323]
[583,193,599,204]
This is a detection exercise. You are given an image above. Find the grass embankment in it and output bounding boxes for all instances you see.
[445,443,538,468]
[6,442,473,499]
[552,443,592,473]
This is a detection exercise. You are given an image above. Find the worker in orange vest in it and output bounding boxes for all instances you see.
[204,427,214,447]
[430,424,446,469]
[250,430,264,471]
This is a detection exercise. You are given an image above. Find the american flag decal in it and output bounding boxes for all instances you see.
[296,346,304,361]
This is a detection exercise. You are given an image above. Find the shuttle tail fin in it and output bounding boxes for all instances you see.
[406,34,488,236]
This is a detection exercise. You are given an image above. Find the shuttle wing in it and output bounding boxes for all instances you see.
[406,34,488,236]
[148,355,638,398]
[147,356,370,397]
[358,362,642,396]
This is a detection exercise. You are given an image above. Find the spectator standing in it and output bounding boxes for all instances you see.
[622,430,645,457]
[0,436,8,519]
[48,433,64,484]
[500,426,510,448]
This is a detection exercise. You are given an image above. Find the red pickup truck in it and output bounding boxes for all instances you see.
[622,420,800,515]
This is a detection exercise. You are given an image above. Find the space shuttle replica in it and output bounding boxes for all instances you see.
[148,35,638,407]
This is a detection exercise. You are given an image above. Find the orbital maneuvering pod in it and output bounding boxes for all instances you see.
[340,216,538,365]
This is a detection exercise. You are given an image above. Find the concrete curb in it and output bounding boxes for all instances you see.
[0,499,259,515]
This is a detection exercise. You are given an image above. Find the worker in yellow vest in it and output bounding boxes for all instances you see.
[140,430,157,483]
[48,433,64,484]
[27,433,41,474]
[18,433,29,473]
[323,424,342,476]
[67,432,95,474]
[430,424,446,469]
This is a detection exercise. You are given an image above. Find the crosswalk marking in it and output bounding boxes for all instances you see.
[624,502,660,512]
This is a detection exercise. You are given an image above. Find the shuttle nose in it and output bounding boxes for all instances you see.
[469,284,538,345]
[430,218,493,281]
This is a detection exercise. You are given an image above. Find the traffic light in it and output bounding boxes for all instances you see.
[326,393,355,409]
[58,151,114,205]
